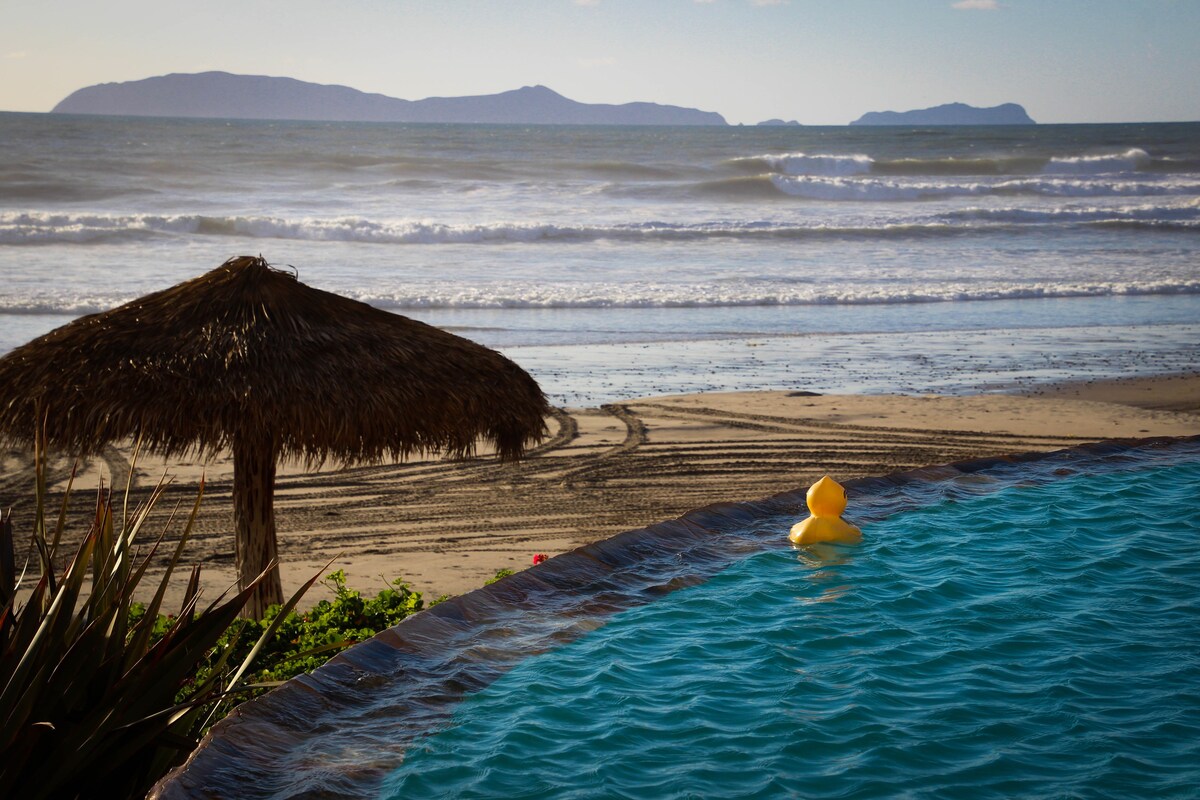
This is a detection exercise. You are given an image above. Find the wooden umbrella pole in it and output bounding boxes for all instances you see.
[232,432,283,618]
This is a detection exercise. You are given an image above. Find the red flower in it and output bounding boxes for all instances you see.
[532,553,548,565]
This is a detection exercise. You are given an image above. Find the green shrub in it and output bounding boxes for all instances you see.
[486,568,515,585]
[176,569,431,696]
[0,436,318,800]
[137,568,506,721]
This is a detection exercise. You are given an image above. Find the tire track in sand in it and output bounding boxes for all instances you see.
[1,392,1184,599]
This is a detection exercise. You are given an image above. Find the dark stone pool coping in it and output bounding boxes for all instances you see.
[152,435,1200,800]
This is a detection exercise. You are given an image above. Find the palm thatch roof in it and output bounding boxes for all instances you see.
[0,255,550,617]
[0,256,548,463]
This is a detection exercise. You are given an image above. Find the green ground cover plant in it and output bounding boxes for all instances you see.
[141,568,437,704]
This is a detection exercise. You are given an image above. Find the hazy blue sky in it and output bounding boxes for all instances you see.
[2,0,1197,124]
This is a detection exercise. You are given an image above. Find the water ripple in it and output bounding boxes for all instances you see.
[383,460,1200,799]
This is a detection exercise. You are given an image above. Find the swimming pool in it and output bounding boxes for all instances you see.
[156,437,1200,799]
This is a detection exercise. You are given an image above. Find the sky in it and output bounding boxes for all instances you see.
[2,0,1198,125]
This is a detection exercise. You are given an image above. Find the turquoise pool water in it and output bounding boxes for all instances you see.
[382,460,1200,799]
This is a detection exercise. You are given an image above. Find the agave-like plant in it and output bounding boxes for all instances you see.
[0,431,321,800]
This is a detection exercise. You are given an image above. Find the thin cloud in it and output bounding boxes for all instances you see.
[952,0,999,9]
[4,50,28,60]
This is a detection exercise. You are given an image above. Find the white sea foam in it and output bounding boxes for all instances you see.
[5,279,1198,317]
[769,175,1200,201]
[4,207,1196,247]
[947,203,1200,224]
[766,152,875,177]
[0,213,598,245]
[0,212,987,246]
[730,152,875,177]
[1000,177,1200,197]
[769,176,985,201]
[735,147,1180,180]
[332,280,1200,308]
[1044,148,1152,175]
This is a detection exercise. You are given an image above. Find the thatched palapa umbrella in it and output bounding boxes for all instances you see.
[0,256,549,617]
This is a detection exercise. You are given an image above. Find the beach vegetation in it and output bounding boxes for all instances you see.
[486,568,515,584]
[0,434,319,800]
[0,433,523,798]
[145,568,435,698]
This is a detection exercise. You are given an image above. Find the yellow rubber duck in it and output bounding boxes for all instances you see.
[789,475,863,545]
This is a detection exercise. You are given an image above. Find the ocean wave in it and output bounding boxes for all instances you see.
[769,175,982,201]
[0,211,1002,246]
[1148,156,1200,173]
[946,203,1200,225]
[730,147,1197,180]
[689,176,790,200]
[766,152,874,177]
[730,152,874,177]
[576,161,688,180]
[0,299,115,316]
[0,213,606,245]
[362,281,1200,308]
[1085,219,1200,231]
[6,280,1198,316]
[239,152,518,181]
[4,209,1196,247]
[769,175,1200,201]
[614,171,1200,203]
[871,156,1049,176]
[0,179,155,203]
[1043,148,1151,175]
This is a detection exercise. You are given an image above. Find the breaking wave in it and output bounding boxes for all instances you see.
[733,147,1192,179]
[766,175,1200,202]
[4,208,1196,247]
[610,156,1200,201]
[946,203,1200,224]
[0,212,963,245]
[359,281,1200,309]
[5,279,1199,316]
[731,153,874,177]
[1044,148,1152,174]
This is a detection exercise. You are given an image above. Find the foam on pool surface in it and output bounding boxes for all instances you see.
[382,460,1200,799]
[154,438,1200,799]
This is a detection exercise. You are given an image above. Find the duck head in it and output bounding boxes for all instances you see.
[806,475,848,517]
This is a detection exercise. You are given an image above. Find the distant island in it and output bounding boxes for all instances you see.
[51,72,728,126]
[757,119,803,127]
[850,102,1035,126]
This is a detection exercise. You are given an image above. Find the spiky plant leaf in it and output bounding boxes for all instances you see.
[0,430,315,800]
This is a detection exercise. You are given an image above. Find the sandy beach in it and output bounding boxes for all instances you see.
[4,372,1196,609]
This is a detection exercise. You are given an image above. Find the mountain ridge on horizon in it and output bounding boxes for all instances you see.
[851,102,1036,126]
[51,71,729,126]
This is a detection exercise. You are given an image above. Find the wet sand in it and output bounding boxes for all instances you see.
[1025,372,1200,414]
[4,373,1198,609]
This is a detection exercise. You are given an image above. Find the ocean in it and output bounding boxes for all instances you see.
[2,112,1197,405]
